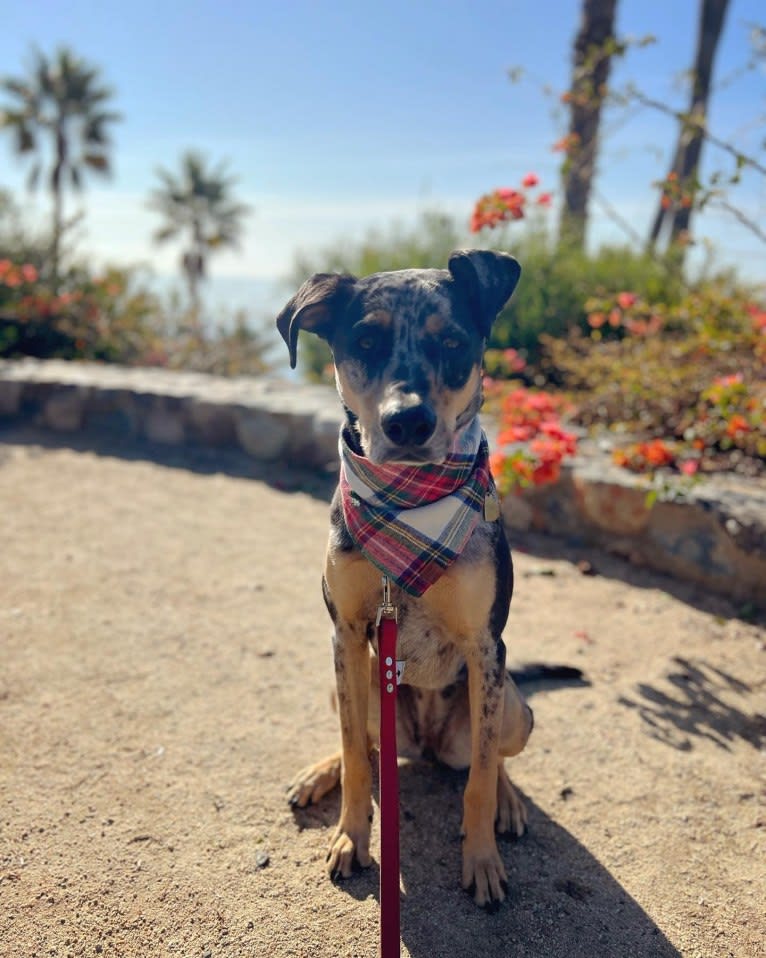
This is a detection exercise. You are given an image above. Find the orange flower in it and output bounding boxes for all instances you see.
[726,415,750,437]
[489,451,506,476]
[643,439,674,467]
[552,133,580,153]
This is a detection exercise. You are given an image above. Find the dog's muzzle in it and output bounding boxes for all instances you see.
[380,402,437,449]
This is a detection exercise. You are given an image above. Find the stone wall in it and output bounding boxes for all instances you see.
[1,358,764,607]
[0,359,342,470]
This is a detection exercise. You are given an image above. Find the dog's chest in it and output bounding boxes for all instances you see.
[375,598,466,690]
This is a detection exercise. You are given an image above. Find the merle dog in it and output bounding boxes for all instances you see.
[277,250,533,908]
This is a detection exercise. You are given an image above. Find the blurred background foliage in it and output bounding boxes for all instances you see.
[0,1,763,478]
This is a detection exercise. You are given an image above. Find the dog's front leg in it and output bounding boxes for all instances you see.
[326,620,373,879]
[461,635,507,908]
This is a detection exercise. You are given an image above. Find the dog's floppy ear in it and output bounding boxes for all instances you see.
[276,272,356,369]
[447,249,521,338]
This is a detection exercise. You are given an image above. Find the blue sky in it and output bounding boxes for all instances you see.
[1,0,764,306]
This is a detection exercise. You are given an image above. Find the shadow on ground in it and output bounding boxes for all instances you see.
[0,421,337,499]
[293,762,679,958]
[618,656,766,752]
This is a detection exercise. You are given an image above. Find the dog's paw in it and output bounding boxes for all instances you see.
[286,754,342,808]
[326,821,372,880]
[461,840,508,909]
[496,767,528,838]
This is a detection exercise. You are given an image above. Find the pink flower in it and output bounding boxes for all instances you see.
[680,460,699,476]
[20,264,38,283]
[536,192,552,207]
[616,292,637,310]
[502,348,526,372]
[714,374,743,387]
[522,173,539,188]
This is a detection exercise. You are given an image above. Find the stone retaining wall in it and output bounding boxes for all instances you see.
[0,359,342,470]
[1,358,764,607]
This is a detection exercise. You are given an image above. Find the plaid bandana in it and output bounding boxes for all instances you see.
[339,418,493,596]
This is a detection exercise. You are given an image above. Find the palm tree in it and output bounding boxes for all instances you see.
[0,47,120,289]
[148,151,250,324]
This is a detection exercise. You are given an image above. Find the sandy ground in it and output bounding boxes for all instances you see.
[1,424,764,958]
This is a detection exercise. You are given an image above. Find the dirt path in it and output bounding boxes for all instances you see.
[1,426,764,958]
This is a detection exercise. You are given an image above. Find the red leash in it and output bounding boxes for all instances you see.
[377,576,400,958]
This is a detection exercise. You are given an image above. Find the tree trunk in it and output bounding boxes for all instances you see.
[647,0,730,255]
[49,121,66,295]
[559,0,618,250]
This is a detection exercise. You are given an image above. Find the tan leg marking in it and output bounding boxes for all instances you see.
[496,761,528,837]
[460,640,507,908]
[323,552,381,879]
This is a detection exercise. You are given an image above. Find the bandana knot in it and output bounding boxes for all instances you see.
[339,418,494,596]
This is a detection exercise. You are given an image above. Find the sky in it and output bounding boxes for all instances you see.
[1,0,764,315]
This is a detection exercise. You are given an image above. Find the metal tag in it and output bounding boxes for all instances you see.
[396,661,406,685]
[483,489,501,522]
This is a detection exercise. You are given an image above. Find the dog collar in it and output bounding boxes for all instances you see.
[339,418,495,596]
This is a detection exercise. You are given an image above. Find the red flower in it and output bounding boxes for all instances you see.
[532,459,561,485]
[536,192,552,207]
[20,263,38,283]
[726,415,750,437]
[521,173,539,188]
[498,424,535,445]
[616,292,637,310]
[643,439,674,467]
[714,374,743,388]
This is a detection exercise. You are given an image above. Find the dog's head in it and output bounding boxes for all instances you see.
[276,249,520,464]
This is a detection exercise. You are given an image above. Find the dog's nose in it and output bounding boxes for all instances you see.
[381,404,437,447]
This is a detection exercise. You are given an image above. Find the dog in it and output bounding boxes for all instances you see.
[276,249,534,909]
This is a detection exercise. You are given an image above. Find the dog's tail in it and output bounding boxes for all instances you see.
[509,663,588,686]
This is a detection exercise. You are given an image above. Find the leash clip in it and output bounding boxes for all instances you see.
[375,575,398,624]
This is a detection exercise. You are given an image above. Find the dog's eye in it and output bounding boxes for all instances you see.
[356,334,377,351]
[442,337,462,350]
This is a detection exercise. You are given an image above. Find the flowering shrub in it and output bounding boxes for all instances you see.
[585,291,664,337]
[483,347,527,379]
[0,258,272,374]
[0,260,164,362]
[612,438,697,475]
[470,174,552,233]
[546,284,765,477]
[489,385,578,493]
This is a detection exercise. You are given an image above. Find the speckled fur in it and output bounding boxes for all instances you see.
[279,250,533,908]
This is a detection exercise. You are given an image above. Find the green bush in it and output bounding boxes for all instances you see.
[490,231,686,359]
